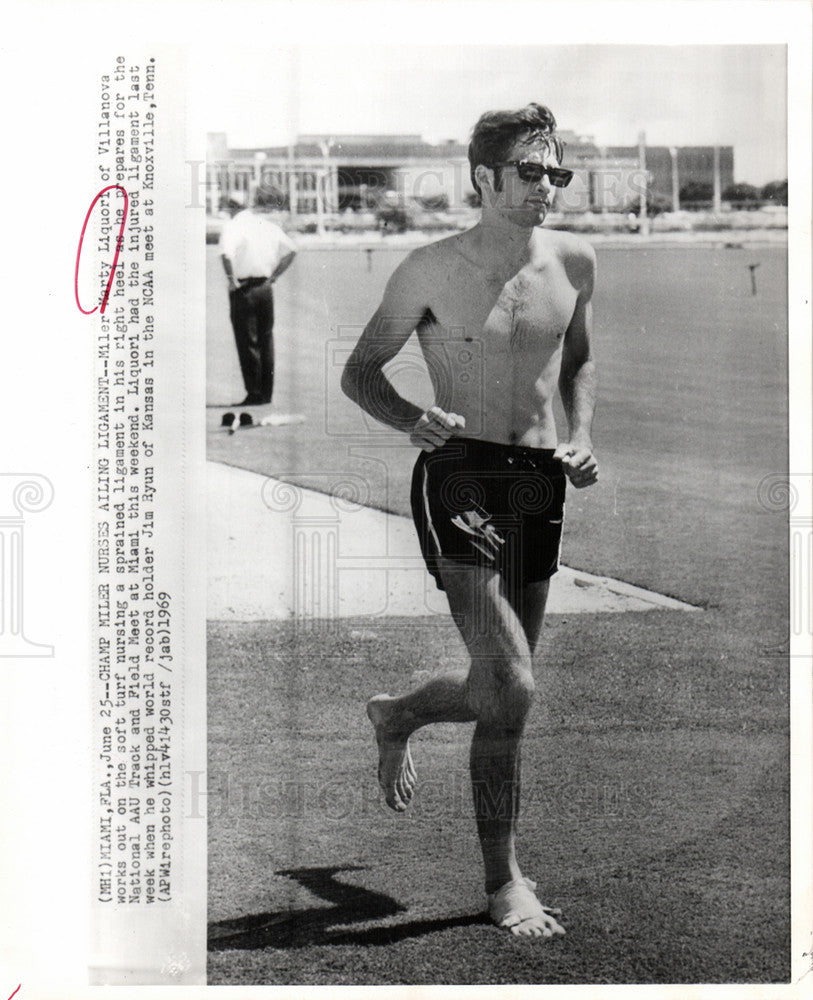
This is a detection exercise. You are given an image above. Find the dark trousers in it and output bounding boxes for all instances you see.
[229,278,275,403]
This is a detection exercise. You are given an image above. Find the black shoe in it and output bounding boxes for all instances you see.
[239,412,254,427]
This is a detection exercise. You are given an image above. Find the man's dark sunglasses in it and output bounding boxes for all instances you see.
[500,160,574,187]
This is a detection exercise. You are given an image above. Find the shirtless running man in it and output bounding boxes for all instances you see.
[341,103,598,939]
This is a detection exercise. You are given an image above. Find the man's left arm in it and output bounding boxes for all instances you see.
[554,244,598,489]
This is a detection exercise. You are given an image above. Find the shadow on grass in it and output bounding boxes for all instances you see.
[208,865,485,950]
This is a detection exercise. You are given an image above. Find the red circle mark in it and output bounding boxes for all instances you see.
[8,986,21,1000]
[75,184,130,315]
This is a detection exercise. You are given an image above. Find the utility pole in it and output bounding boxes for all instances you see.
[316,138,335,238]
[638,130,650,237]
[252,151,266,206]
[669,146,680,212]
[712,145,722,214]
[287,45,300,220]
[597,146,607,213]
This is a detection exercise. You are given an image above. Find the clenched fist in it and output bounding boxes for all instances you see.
[553,441,599,489]
[410,406,466,452]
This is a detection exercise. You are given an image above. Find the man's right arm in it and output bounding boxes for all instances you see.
[220,253,238,291]
[219,219,239,291]
[340,255,464,450]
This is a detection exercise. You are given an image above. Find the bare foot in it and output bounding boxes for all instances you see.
[366,694,417,812]
[487,878,565,939]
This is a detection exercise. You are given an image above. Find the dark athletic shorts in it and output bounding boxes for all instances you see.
[410,437,567,592]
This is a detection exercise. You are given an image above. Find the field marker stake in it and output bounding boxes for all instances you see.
[748,262,761,295]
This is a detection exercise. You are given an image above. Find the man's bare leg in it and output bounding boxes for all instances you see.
[517,578,551,656]
[366,560,515,811]
[448,563,562,937]
[367,675,475,810]
[464,573,562,936]
[368,559,563,936]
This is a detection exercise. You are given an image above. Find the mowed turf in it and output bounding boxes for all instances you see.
[207,239,790,983]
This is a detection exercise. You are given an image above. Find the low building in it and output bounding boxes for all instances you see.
[606,145,735,203]
[207,132,730,216]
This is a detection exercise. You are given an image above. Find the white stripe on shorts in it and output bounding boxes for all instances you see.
[422,461,443,559]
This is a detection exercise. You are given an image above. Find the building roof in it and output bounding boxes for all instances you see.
[299,133,423,145]
[216,133,731,173]
[229,138,470,161]
[605,145,733,158]
[225,130,602,164]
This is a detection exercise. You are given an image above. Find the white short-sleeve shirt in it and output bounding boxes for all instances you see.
[220,211,297,279]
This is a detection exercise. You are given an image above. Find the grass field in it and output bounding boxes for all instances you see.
[206,239,790,984]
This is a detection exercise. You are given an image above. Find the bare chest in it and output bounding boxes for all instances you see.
[422,262,578,359]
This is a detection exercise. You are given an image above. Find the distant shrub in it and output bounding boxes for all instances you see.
[723,183,760,206]
[761,179,788,206]
[679,181,713,206]
[376,205,409,234]
[624,191,673,218]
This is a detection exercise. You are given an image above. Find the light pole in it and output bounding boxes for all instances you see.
[669,146,680,212]
[638,130,650,237]
[253,151,267,206]
[712,146,722,214]
[316,138,335,237]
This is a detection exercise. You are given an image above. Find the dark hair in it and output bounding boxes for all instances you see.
[468,103,564,196]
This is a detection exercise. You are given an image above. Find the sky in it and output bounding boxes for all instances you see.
[198,44,787,185]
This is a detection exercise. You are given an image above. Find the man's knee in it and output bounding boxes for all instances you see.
[469,654,535,726]
[500,661,535,722]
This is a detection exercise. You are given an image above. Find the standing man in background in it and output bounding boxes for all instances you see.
[220,191,297,406]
